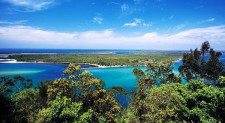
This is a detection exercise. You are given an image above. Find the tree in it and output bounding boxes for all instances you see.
[201,41,210,58]
[131,60,181,121]
[184,80,225,122]
[205,49,224,84]
[75,71,120,122]
[218,76,225,87]
[139,84,186,122]
[36,93,93,123]
[37,80,52,108]
[179,49,202,81]
[132,60,181,101]
[179,41,224,85]
[47,78,74,102]
[125,80,225,122]
[63,63,81,81]
[0,76,33,95]
[11,88,40,123]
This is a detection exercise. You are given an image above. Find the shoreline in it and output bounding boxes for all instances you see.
[0,59,134,69]
[0,58,182,69]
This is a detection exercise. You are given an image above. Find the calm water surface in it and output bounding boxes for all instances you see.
[1,55,224,107]
[0,63,181,92]
[1,55,225,91]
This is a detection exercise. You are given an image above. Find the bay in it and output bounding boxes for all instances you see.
[0,63,180,92]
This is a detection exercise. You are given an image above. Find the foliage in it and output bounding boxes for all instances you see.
[39,64,122,122]
[219,76,225,87]
[108,86,128,95]
[139,84,186,122]
[205,49,224,83]
[0,76,33,95]
[200,41,210,57]
[119,106,140,123]
[179,48,202,81]
[36,93,93,123]
[37,80,52,108]
[11,88,40,123]
[63,63,81,80]
[184,80,225,122]
[47,78,74,101]
[179,41,224,84]
[126,80,225,122]
[75,70,121,122]
[131,60,181,115]
[9,52,182,66]
[8,55,50,62]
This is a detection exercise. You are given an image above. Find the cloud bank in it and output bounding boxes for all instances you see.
[0,25,225,50]
[0,20,28,25]
[2,0,56,12]
[124,18,152,27]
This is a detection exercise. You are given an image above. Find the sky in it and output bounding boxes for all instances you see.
[0,0,225,50]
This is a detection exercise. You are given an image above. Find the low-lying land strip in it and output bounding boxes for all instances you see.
[6,52,182,66]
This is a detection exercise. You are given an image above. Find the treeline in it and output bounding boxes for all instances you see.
[8,52,182,66]
[8,55,50,62]
[0,41,225,122]
[1,64,127,122]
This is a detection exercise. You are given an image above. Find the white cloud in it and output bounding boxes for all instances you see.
[124,19,152,28]
[124,23,137,27]
[120,3,138,16]
[0,20,28,25]
[0,25,225,50]
[198,18,215,24]
[124,18,141,27]
[93,17,103,24]
[143,22,152,27]
[121,3,129,12]
[0,25,77,44]
[2,0,55,12]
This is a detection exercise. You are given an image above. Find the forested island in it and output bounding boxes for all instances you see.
[1,41,225,123]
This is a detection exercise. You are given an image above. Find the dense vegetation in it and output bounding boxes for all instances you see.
[179,41,225,84]
[1,64,125,122]
[8,52,182,66]
[1,41,225,122]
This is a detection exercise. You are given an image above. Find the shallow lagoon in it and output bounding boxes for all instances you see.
[0,62,181,92]
[0,54,224,92]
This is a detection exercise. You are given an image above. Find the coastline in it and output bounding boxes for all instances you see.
[0,57,182,69]
[0,59,127,69]
[173,57,182,63]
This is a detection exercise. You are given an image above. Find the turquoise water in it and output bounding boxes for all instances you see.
[0,63,147,91]
[1,55,224,107]
[86,66,147,91]
[0,62,180,107]
[0,63,180,92]
[1,54,224,91]
[0,54,224,90]
[0,63,67,86]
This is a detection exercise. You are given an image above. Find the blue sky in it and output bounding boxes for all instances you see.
[0,0,225,50]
